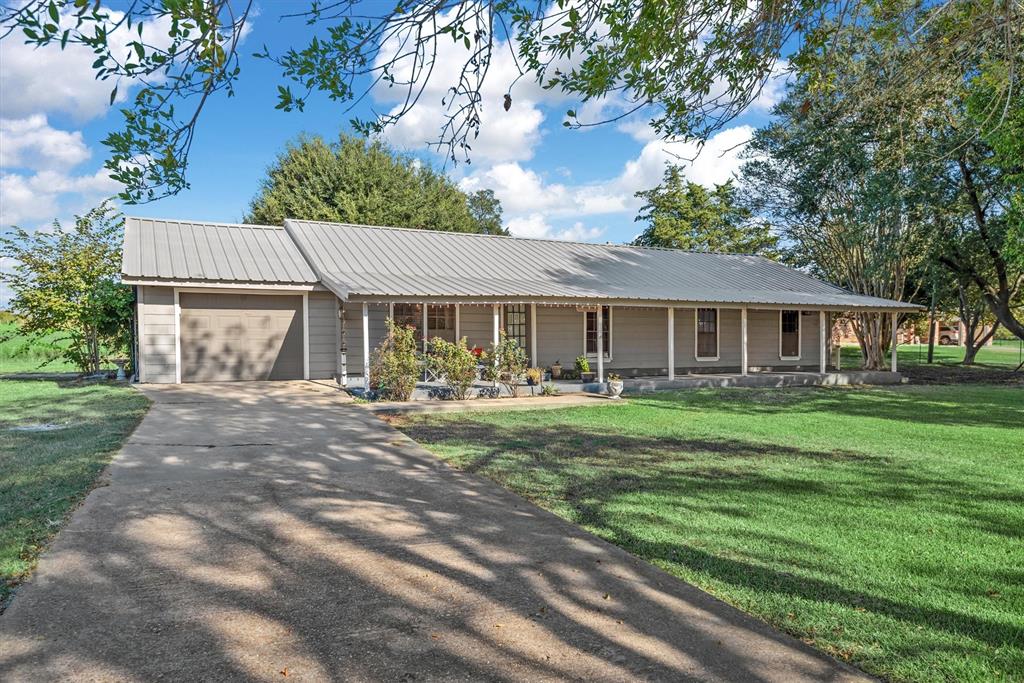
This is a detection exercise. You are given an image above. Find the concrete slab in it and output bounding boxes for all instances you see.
[1,381,871,682]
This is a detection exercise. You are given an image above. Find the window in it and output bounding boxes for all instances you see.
[428,305,454,331]
[696,308,718,359]
[585,306,611,356]
[392,304,422,340]
[780,310,800,358]
[504,304,528,350]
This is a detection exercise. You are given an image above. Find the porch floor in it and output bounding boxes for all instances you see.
[344,370,903,400]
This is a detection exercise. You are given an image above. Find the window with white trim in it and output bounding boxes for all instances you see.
[585,306,611,357]
[696,308,718,359]
[780,310,800,358]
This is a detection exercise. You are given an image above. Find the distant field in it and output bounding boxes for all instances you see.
[841,342,1023,368]
[0,322,79,374]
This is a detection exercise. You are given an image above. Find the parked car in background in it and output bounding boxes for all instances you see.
[938,325,960,345]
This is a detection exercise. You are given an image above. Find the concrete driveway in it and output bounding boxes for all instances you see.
[1,382,869,682]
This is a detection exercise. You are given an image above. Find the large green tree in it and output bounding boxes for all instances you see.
[2,1,1017,203]
[632,169,779,256]
[0,202,133,374]
[245,135,503,233]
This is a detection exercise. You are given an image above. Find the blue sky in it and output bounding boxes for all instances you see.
[0,3,783,251]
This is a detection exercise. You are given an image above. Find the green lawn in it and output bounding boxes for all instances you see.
[842,341,1023,368]
[0,379,149,607]
[390,385,1024,682]
[0,322,78,373]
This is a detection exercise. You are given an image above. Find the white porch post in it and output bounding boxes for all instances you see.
[492,304,500,347]
[741,307,748,376]
[891,312,899,373]
[455,303,461,341]
[819,310,827,374]
[530,303,538,368]
[667,307,675,380]
[596,306,604,383]
[361,302,370,389]
[422,303,429,380]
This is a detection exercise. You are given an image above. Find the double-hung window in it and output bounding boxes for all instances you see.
[585,306,611,357]
[780,310,800,358]
[696,308,719,360]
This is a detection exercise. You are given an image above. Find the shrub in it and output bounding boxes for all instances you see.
[575,355,590,373]
[526,367,542,385]
[370,319,419,401]
[491,331,528,397]
[427,336,478,400]
[540,383,559,396]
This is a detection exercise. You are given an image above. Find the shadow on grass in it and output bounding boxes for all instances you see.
[397,417,1024,668]
[632,386,1024,430]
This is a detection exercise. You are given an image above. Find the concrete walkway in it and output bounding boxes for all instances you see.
[1,382,870,682]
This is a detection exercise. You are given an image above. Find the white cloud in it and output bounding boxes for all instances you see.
[506,214,604,242]
[373,7,574,164]
[461,125,754,233]
[0,168,119,227]
[0,115,91,171]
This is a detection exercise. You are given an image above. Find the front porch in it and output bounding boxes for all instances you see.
[339,300,905,390]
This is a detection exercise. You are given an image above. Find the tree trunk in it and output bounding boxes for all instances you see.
[958,282,1000,365]
[853,312,887,370]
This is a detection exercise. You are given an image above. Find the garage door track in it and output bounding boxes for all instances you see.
[0,382,870,682]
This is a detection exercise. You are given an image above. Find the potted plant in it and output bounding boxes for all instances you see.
[526,367,542,386]
[549,359,562,379]
[575,355,596,383]
[607,372,624,398]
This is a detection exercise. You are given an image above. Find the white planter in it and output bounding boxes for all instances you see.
[607,380,624,398]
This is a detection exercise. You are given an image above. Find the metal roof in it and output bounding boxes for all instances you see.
[121,217,318,284]
[284,220,917,310]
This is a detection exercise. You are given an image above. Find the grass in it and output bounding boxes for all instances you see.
[841,341,1023,368]
[0,379,149,608]
[0,322,78,374]
[390,385,1024,682]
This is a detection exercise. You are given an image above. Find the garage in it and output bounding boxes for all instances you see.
[179,293,304,382]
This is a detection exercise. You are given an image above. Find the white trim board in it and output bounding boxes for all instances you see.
[694,307,720,362]
[778,309,802,360]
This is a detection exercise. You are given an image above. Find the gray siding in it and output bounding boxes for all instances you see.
[609,307,668,370]
[138,285,177,383]
[458,305,494,351]
[747,309,821,368]
[308,292,338,379]
[342,302,388,376]
[535,306,582,368]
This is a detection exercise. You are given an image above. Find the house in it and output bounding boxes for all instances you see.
[120,217,918,385]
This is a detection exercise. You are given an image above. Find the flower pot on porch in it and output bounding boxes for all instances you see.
[550,363,562,379]
[580,371,596,383]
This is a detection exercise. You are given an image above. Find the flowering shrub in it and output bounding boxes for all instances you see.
[427,336,478,400]
[491,331,528,397]
[370,319,419,401]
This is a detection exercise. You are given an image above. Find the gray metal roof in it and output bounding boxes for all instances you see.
[284,220,917,310]
[121,217,318,284]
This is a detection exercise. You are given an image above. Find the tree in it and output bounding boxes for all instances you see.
[0,202,133,374]
[3,1,1017,203]
[467,189,508,235]
[632,169,779,256]
[956,278,1000,365]
[739,73,933,369]
[245,134,502,233]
